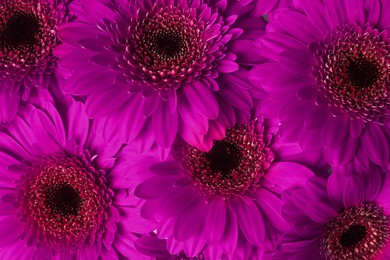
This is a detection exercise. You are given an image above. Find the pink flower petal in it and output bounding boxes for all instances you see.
[67,102,89,146]
[153,101,178,148]
[234,198,264,247]
[174,198,206,241]
[361,123,389,164]
[322,115,349,149]
[204,198,226,245]
[184,81,219,120]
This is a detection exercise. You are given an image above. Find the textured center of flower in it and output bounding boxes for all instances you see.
[339,224,366,248]
[152,30,185,59]
[184,121,274,197]
[314,25,390,122]
[1,12,40,49]
[0,0,58,79]
[206,142,242,177]
[22,152,112,247]
[126,5,208,90]
[321,203,389,260]
[44,183,82,217]
[346,58,380,89]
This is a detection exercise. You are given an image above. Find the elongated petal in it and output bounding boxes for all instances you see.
[204,198,226,245]
[184,81,219,120]
[153,101,178,148]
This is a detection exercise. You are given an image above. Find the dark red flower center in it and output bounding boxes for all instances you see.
[314,25,390,122]
[126,5,209,90]
[206,142,242,177]
[184,121,274,197]
[150,28,187,60]
[346,57,380,90]
[321,203,389,260]
[44,183,82,217]
[339,224,366,248]
[21,152,112,247]
[0,12,41,49]
[0,0,58,79]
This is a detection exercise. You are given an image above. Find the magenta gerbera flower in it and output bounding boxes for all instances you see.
[275,164,390,260]
[126,115,314,257]
[0,100,154,259]
[251,0,390,167]
[56,0,265,153]
[0,0,71,123]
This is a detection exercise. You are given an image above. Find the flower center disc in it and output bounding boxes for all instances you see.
[150,29,186,59]
[44,183,82,217]
[0,12,40,49]
[126,5,208,89]
[346,57,380,90]
[314,25,390,122]
[206,142,242,177]
[184,121,274,197]
[339,224,366,248]
[0,0,58,79]
[321,203,390,260]
[22,153,111,246]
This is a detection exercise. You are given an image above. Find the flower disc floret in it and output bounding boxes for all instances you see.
[0,0,58,81]
[20,152,112,248]
[321,203,389,260]
[314,24,390,122]
[126,5,210,90]
[183,120,274,197]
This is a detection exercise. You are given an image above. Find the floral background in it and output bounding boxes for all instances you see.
[0,0,389,259]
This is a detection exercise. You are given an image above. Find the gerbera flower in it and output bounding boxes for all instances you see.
[135,234,266,259]
[128,115,314,257]
[0,0,71,123]
[56,0,264,153]
[0,99,154,259]
[251,0,390,167]
[275,164,390,260]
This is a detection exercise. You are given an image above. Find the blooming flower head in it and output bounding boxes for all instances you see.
[56,0,265,154]
[0,0,71,123]
[251,0,390,167]
[275,164,390,260]
[127,114,314,258]
[0,99,154,259]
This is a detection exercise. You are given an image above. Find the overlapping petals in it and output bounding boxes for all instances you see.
[0,100,154,259]
[251,0,390,168]
[56,0,264,156]
[135,234,267,259]
[0,0,388,259]
[276,163,390,259]
[0,0,72,123]
[127,114,314,258]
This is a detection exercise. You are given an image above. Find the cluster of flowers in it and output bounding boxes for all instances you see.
[0,0,389,259]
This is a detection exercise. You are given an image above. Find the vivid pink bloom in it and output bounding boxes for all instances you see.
[56,0,265,156]
[251,0,390,168]
[276,163,390,259]
[0,0,71,123]
[128,115,314,258]
[0,100,154,259]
